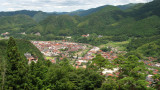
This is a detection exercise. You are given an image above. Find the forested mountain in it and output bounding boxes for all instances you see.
[0,14,37,34]
[0,3,137,18]
[77,0,160,37]
[0,0,159,41]
[0,10,55,22]
[0,10,43,17]
[117,3,141,10]
[61,5,109,16]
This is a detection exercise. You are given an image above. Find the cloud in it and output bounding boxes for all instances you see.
[0,0,153,12]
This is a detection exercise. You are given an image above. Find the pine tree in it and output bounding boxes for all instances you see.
[6,37,27,89]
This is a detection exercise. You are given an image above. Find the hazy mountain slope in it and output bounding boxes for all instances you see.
[0,10,41,17]
[55,3,139,16]
[33,12,49,22]
[129,0,160,19]
[66,5,108,16]
[0,14,37,34]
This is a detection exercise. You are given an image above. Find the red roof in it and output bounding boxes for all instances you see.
[107,74,114,76]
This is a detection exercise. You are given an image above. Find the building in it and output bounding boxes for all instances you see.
[82,34,90,37]
[24,52,38,64]
[1,32,9,36]
[35,32,41,36]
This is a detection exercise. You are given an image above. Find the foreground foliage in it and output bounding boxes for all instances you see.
[0,37,159,89]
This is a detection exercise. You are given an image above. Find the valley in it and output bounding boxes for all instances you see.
[31,40,119,68]
[0,0,160,89]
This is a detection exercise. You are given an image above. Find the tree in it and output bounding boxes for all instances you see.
[92,54,112,73]
[112,55,151,90]
[6,37,27,89]
[152,74,160,89]
[26,61,48,90]
[101,46,112,52]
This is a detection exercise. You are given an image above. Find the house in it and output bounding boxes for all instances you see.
[35,32,41,36]
[1,32,9,36]
[83,65,87,69]
[98,35,103,38]
[146,75,154,83]
[106,74,114,77]
[66,36,72,39]
[82,34,89,37]
[24,52,38,64]
[50,59,56,63]
[102,68,119,75]
[76,66,79,69]
[155,63,160,67]
[21,32,26,35]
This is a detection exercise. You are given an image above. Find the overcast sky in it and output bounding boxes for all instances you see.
[0,0,153,12]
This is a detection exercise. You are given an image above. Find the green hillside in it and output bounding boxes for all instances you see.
[0,14,37,34]
[0,0,159,43]
[37,15,79,36]
[126,35,160,58]
[77,0,160,37]
[0,39,44,61]
[137,39,160,57]
[0,10,41,17]
[33,12,49,22]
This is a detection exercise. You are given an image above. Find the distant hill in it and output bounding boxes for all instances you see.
[0,14,37,34]
[0,10,41,17]
[75,0,160,36]
[65,5,108,16]
[32,12,50,22]
[0,0,159,41]
[52,3,138,16]
[130,0,160,19]
[117,3,140,10]
[0,10,56,22]
[0,3,139,18]
[37,15,79,35]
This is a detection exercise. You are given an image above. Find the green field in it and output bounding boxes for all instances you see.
[0,37,4,39]
[100,40,130,51]
[45,56,55,60]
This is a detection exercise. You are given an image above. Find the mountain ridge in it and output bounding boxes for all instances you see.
[0,0,159,41]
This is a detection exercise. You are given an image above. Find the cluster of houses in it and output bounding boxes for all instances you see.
[31,40,118,70]
[143,57,160,87]
[146,68,159,87]
[78,47,100,60]
[82,34,90,37]
[143,57,160,67]
[74,46,118,70]
[77,47,118,61]
[31,41,87,57]
[29,40,160,86]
